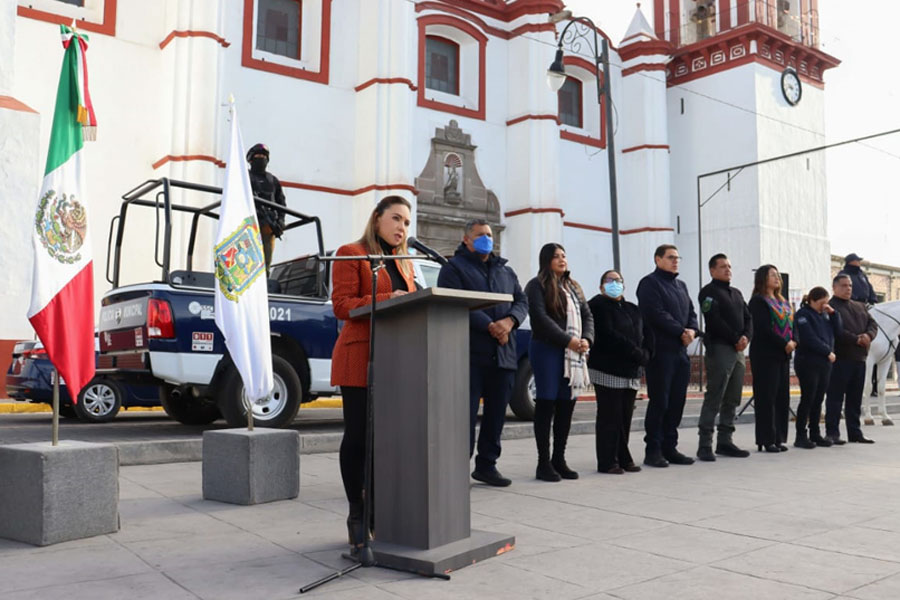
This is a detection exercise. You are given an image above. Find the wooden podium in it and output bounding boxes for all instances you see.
[350,287,516,575]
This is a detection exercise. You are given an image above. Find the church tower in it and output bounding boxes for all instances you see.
[656,0,840,298]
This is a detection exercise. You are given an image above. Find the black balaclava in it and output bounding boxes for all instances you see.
[250,155,268,175]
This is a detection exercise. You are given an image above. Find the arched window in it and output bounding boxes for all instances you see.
[558,57,606,149]
[256,0,302,60]
[558,77,583,128]
[425,36,460,95]
[417,14,487,121]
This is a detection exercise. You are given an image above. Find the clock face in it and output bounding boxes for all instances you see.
[781,69,802,106]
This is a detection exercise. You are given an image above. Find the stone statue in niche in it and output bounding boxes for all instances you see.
[414,120,504,256]
[443,153,462,205]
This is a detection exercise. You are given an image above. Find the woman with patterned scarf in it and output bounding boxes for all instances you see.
[748,264,796,453]
[525,243,594,482]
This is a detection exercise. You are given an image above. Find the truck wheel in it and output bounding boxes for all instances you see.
[509,357,536,421]
[160,384,221,425]
[218,355,302,429]
[74,378,123,423]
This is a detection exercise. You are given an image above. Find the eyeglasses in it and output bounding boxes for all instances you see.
[604,277,623,283]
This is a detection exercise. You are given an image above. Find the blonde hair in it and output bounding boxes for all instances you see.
[358,195,413,278]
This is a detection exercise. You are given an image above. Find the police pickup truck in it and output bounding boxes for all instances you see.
[98,179,536,428]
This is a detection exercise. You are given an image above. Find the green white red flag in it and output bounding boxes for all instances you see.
[27,25,98,399]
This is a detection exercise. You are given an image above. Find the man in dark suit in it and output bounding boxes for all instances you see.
[637,244,699,468]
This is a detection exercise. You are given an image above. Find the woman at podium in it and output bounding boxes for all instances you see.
[330,196,416,553]
[525,243,594,482]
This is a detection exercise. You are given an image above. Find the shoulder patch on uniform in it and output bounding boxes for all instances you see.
[701,297,713,313]
[797,316,808,324]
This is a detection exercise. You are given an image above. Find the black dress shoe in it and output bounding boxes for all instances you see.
[827,435,847,446]
[777,444,789,452]
[473,468,513,487]
[810,436,833,447]
[697,446,716,462]
[623,463,642,473]
[715,442,750,458]
[758,444,781,453]
[643,454,669,468]
[599,465,625,474]
[794,438,816,449]
[849,435,875,444]
[663,450,695,465]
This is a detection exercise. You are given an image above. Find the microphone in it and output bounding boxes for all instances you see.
[407,236,448,265]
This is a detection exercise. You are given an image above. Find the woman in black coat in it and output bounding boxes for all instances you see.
[748,264,795,453]
[793,286,841,448]
[587,270,650,474]
[525,243,594,482]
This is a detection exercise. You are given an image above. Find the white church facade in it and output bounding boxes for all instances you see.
[0,0,838,365]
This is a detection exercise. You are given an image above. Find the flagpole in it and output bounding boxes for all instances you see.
[51,368,60,446]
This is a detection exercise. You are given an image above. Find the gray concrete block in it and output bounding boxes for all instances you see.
[202,429,299,505]
[0,441,119,546]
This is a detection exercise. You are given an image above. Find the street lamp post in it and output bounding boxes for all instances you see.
[547,12,621,272]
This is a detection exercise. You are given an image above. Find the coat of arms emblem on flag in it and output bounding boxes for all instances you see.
[35,190,88,264]
[214,216,265,301]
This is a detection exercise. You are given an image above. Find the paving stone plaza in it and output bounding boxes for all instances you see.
[3,417,900,599]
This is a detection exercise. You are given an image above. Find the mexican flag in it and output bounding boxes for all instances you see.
[27,25,98,400]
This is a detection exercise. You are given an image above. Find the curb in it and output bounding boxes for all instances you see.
[88,404,900,466]
[0,397,344,414]
[7,396,900,466]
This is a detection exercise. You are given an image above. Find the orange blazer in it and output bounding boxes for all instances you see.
[330,242,416,388]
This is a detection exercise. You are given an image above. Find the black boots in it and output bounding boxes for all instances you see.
[697,446,716,462]
[715,441,750,458]
[534,399,560,481]
[535,399,579,481]
[551,400,579,479]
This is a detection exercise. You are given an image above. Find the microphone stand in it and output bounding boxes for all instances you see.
[300,251,450,593]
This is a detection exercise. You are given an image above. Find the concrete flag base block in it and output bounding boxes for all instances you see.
[202,428,300,505]
[0,441,119,546]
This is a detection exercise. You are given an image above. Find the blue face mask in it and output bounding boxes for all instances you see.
[472,235,493,255]
[603,281,624,298]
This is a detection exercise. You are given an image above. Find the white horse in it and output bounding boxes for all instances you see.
[863,300,900,426]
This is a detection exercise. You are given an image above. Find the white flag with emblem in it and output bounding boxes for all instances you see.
[213,104,273,405]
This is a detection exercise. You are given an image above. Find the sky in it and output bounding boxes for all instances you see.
[562,0,900,267]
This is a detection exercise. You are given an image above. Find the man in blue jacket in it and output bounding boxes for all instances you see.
[438,219,529,486]
[637,244,700,468]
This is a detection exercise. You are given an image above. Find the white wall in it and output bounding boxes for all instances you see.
[754,67,830,299]
[668,63,762,298]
